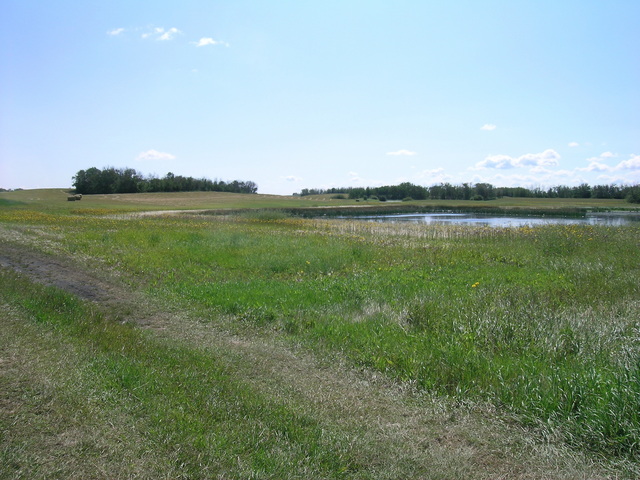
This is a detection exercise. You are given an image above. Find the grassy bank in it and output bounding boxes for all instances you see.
[2,192,639,477]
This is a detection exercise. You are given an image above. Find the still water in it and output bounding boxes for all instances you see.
[344,212,640,228]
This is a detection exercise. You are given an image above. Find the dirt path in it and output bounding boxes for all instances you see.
[0,244,123,304]
[0,240,615,479]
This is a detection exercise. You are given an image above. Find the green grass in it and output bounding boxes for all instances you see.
[1,272,364,479]
[145,220,639,456]
[2,191,640,477]
[2,188,638,216]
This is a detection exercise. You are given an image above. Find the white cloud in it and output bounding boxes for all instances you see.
[615,154,640,171]
[576,154,640,173]
[158,27,181,41]
[568,142,579,147]
[141,26,181,41]
[517,149,561,167]
[476,149,560,170]
[477,154,516,169]
[136,149,176,162]
[285,175,301,182]
[480,124,497,131]
[578,160,611,173]
[193,37,229,47]
[596,172,640,184]
[386,149,416,156]
[111,26,227,47]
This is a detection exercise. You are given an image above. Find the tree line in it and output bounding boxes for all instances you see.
[297,182,640,203]
[72,167,258,195]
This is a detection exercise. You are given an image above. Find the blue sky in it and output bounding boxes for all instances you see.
[1,1,638,195]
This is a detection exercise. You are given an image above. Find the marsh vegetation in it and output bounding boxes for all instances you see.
[1,189,639,479]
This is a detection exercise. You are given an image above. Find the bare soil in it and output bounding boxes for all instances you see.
[0,244,124,304]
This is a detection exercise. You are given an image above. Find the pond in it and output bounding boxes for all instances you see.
[339,212,640,228]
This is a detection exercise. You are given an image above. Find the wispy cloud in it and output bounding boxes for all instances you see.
[595,172,640,185]
[386,149,416,156]
[108,26,227,49]
[347,171,363,182]
[568,142,579,147]
[285,175,301,182]
[579,153,640,173]
[159,27,181,41]
[112,26,181,41]
[193,37,229,47]
[578,160,611,172]
[142,27,181,41]
[136,149,176,162]
[480,124,497,131]
[476,149,560,170]
[141,27,162,39]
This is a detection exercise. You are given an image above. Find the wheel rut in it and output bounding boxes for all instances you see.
[0,241,612,479]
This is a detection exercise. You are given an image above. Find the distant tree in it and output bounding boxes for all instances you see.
[72,167,103,194]
[115,168,143,193]
[573,183,592,198]
[297,181,637,202]
[474,183,496,200]
[72,167,258,195]
[461,183,472,200]
[626,186,640,203]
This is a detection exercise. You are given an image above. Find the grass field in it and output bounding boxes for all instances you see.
[1,189,639,479]
[2,188,637,214]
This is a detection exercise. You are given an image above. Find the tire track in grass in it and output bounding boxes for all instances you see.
[0,242,620,479]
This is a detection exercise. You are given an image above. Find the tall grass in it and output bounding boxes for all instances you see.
[3,207,640,460]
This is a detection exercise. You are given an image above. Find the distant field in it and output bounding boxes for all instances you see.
[0,189,332,213]
[1,188,636,215]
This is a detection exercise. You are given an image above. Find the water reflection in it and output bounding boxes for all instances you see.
[345,212,640,228]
